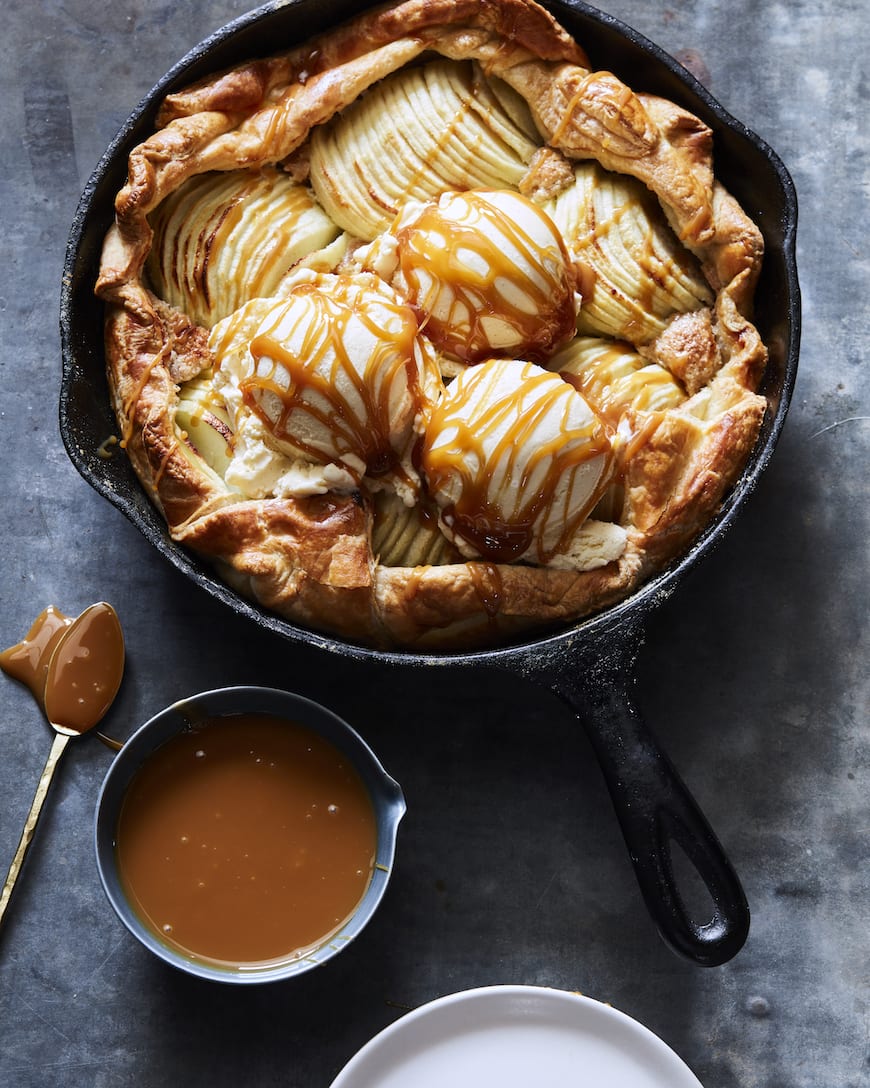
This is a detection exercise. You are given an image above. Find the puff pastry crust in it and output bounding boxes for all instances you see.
[95,0,768,649]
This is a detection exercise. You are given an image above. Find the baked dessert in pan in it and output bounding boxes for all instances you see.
[95,0,767,649]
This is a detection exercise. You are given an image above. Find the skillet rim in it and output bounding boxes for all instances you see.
[58,0,800,669]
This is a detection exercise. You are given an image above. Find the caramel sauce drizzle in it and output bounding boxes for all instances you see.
[550,71,599,147]
[120,344,170,450]
[258,50,335,152]
[395,193,575,365]
[422,365,613,564]
[151,432,178,492]
[549,71,639,151]
[615,411,665,469]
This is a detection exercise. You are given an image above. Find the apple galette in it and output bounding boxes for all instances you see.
[95,0,767,648]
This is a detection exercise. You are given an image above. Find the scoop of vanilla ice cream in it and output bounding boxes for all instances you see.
[209,270,441,503]
[360,190,579,367]
[420,359,624,567]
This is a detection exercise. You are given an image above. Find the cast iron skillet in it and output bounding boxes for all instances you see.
[59,0,800,967]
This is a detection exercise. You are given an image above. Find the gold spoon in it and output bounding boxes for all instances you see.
[0,603,125,929]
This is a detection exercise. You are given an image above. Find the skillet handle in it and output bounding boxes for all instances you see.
[517,627,749,966]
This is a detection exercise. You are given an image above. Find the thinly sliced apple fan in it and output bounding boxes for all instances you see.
[309,60,541,240]
[545,163,714,345]
[147,167,340,328]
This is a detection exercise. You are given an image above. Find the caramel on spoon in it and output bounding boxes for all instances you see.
[0,602,125,929]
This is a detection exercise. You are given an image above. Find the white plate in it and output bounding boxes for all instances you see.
[330,985,703,1087]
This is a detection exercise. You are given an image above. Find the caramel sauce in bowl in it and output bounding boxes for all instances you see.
[94,687,404,983]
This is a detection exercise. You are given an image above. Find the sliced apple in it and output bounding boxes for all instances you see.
[549,336,686,424]
[147,168,340,327]
[545,163,712,345]
[175,377,234,478]
[309,60,539,240]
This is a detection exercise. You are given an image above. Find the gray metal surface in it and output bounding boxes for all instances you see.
[0,1,866,1086]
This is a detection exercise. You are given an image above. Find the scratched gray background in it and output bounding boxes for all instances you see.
[0,1,867,1086]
